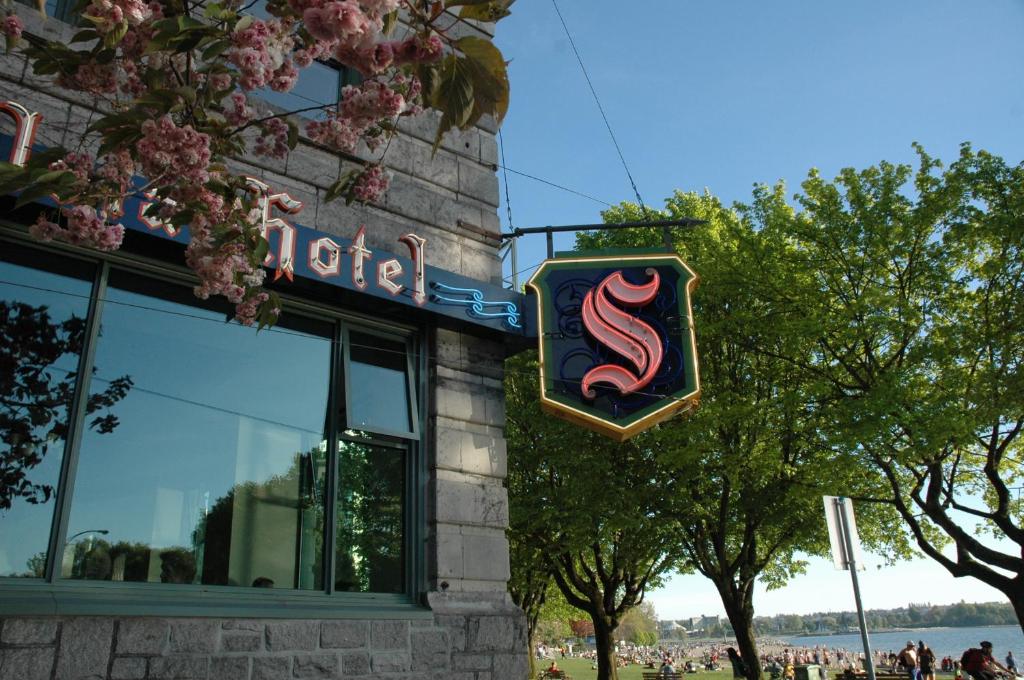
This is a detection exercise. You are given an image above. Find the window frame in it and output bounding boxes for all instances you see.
[0,227,429,618]
[342,325,421,440]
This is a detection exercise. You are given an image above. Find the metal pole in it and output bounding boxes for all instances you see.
[511,238,519,291]
[837,497,876,680]
[501,217,706,240]
[546,231,554,259]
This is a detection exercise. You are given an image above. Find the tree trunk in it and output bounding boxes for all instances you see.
[527,632,537,680]
[717,579,762,680]
[1010,585,1024,637]
[593,617,619,680]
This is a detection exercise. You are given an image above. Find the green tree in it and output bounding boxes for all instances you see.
[758,146,1024,630]
[618,601,658,646]
[508,527,554,678]
[505,352,681,680]
[576,193,902,680]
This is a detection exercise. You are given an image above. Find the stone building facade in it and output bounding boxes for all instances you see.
[0,6,528,680]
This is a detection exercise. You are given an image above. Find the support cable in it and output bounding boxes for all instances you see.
[550,0,649,213]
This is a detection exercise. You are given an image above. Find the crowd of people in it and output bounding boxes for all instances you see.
[535,639,1021,680]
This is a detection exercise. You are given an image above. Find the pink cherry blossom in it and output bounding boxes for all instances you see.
[30,206,125,251]
[3,15,23,40]
[351,164,389,203]
[136,115,212,184]
[255,117,291,159]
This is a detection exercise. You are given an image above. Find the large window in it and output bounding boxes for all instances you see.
[0,239,421,604]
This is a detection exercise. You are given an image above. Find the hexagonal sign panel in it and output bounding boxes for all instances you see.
[526,252,700,441]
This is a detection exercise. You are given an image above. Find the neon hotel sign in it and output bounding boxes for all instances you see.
[3,99,702,440]
[0,99,523,334]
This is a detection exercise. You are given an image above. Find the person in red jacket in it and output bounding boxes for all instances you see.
[962,642,1014,680]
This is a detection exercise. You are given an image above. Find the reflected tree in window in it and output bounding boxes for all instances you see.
[193,446,326,589]
[0,301,132,510]
[335,438,404,593]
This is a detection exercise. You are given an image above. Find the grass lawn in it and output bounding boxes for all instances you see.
[538,660,960,680]
[535,657,737,680]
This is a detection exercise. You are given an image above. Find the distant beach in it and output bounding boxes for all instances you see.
[781,625,1024,659]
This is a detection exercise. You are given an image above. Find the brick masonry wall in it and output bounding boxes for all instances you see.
[0,6,527,680]
[0,600,530,679]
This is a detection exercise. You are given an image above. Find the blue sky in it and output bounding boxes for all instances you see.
[493,1,1024,619]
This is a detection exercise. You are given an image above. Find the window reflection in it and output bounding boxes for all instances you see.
[63,270,332,590]
[0,246,95,578]
[347,331,414,436]
[335,436,405,593]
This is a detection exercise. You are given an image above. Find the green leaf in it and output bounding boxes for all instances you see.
[253,235,269,263]
[15,182,58,207]
[431,54,474,152]
[324,172,356,203]
[457,0,515,21]
[177,15,207,31]
[381,9,398,35]
[234,14,254,32]
[286,119,298,150]
[201,38,231,61]
[70,29,99,43]
[102,21,129,48]
[455,36,510,124]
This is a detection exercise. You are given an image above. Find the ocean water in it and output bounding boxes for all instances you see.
[783,625,1024,660]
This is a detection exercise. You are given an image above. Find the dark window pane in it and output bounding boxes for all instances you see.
[334,437,404,593]
[346,331,413,436]
[0,245,94,578]
[63,271,332,590]
[258,61,341,120]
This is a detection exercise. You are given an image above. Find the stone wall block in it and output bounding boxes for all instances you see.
[340,651,369,676]
[0,49,26,83]
[468,617,513,652]
[210,656,249,680]
[292,653,339,679]
[370,621,408,650]
[431,673,474,680]
[457,159,500,207]
[434,329,464,370]
[452,654,491,671]
[459,243,501,285]
[380,135,458,192]
[462,531,510,582]
[479,134,498,167]
[319,621,366,649]
[491,652,529,680]
[410,630,449,673]
[0,618,57,645]
[56,617,114,680]
[252,655,290,680]
[221,632,263,653]
[265,621,318,652]
[435,424,465,472]
[371,651,410,673]
[222,620,264,633]
[382,176,461,233]
[286,143,342,190]
[0,647,54,680]
[435,381,475,422]
[148,655,210,680]
[432,523,464,580]
[433,616,467,653]
[433,475,508,528]
[169,620,219,654]
[110,657,147,680]
[423,232,465,275]
[116,618,168,655]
